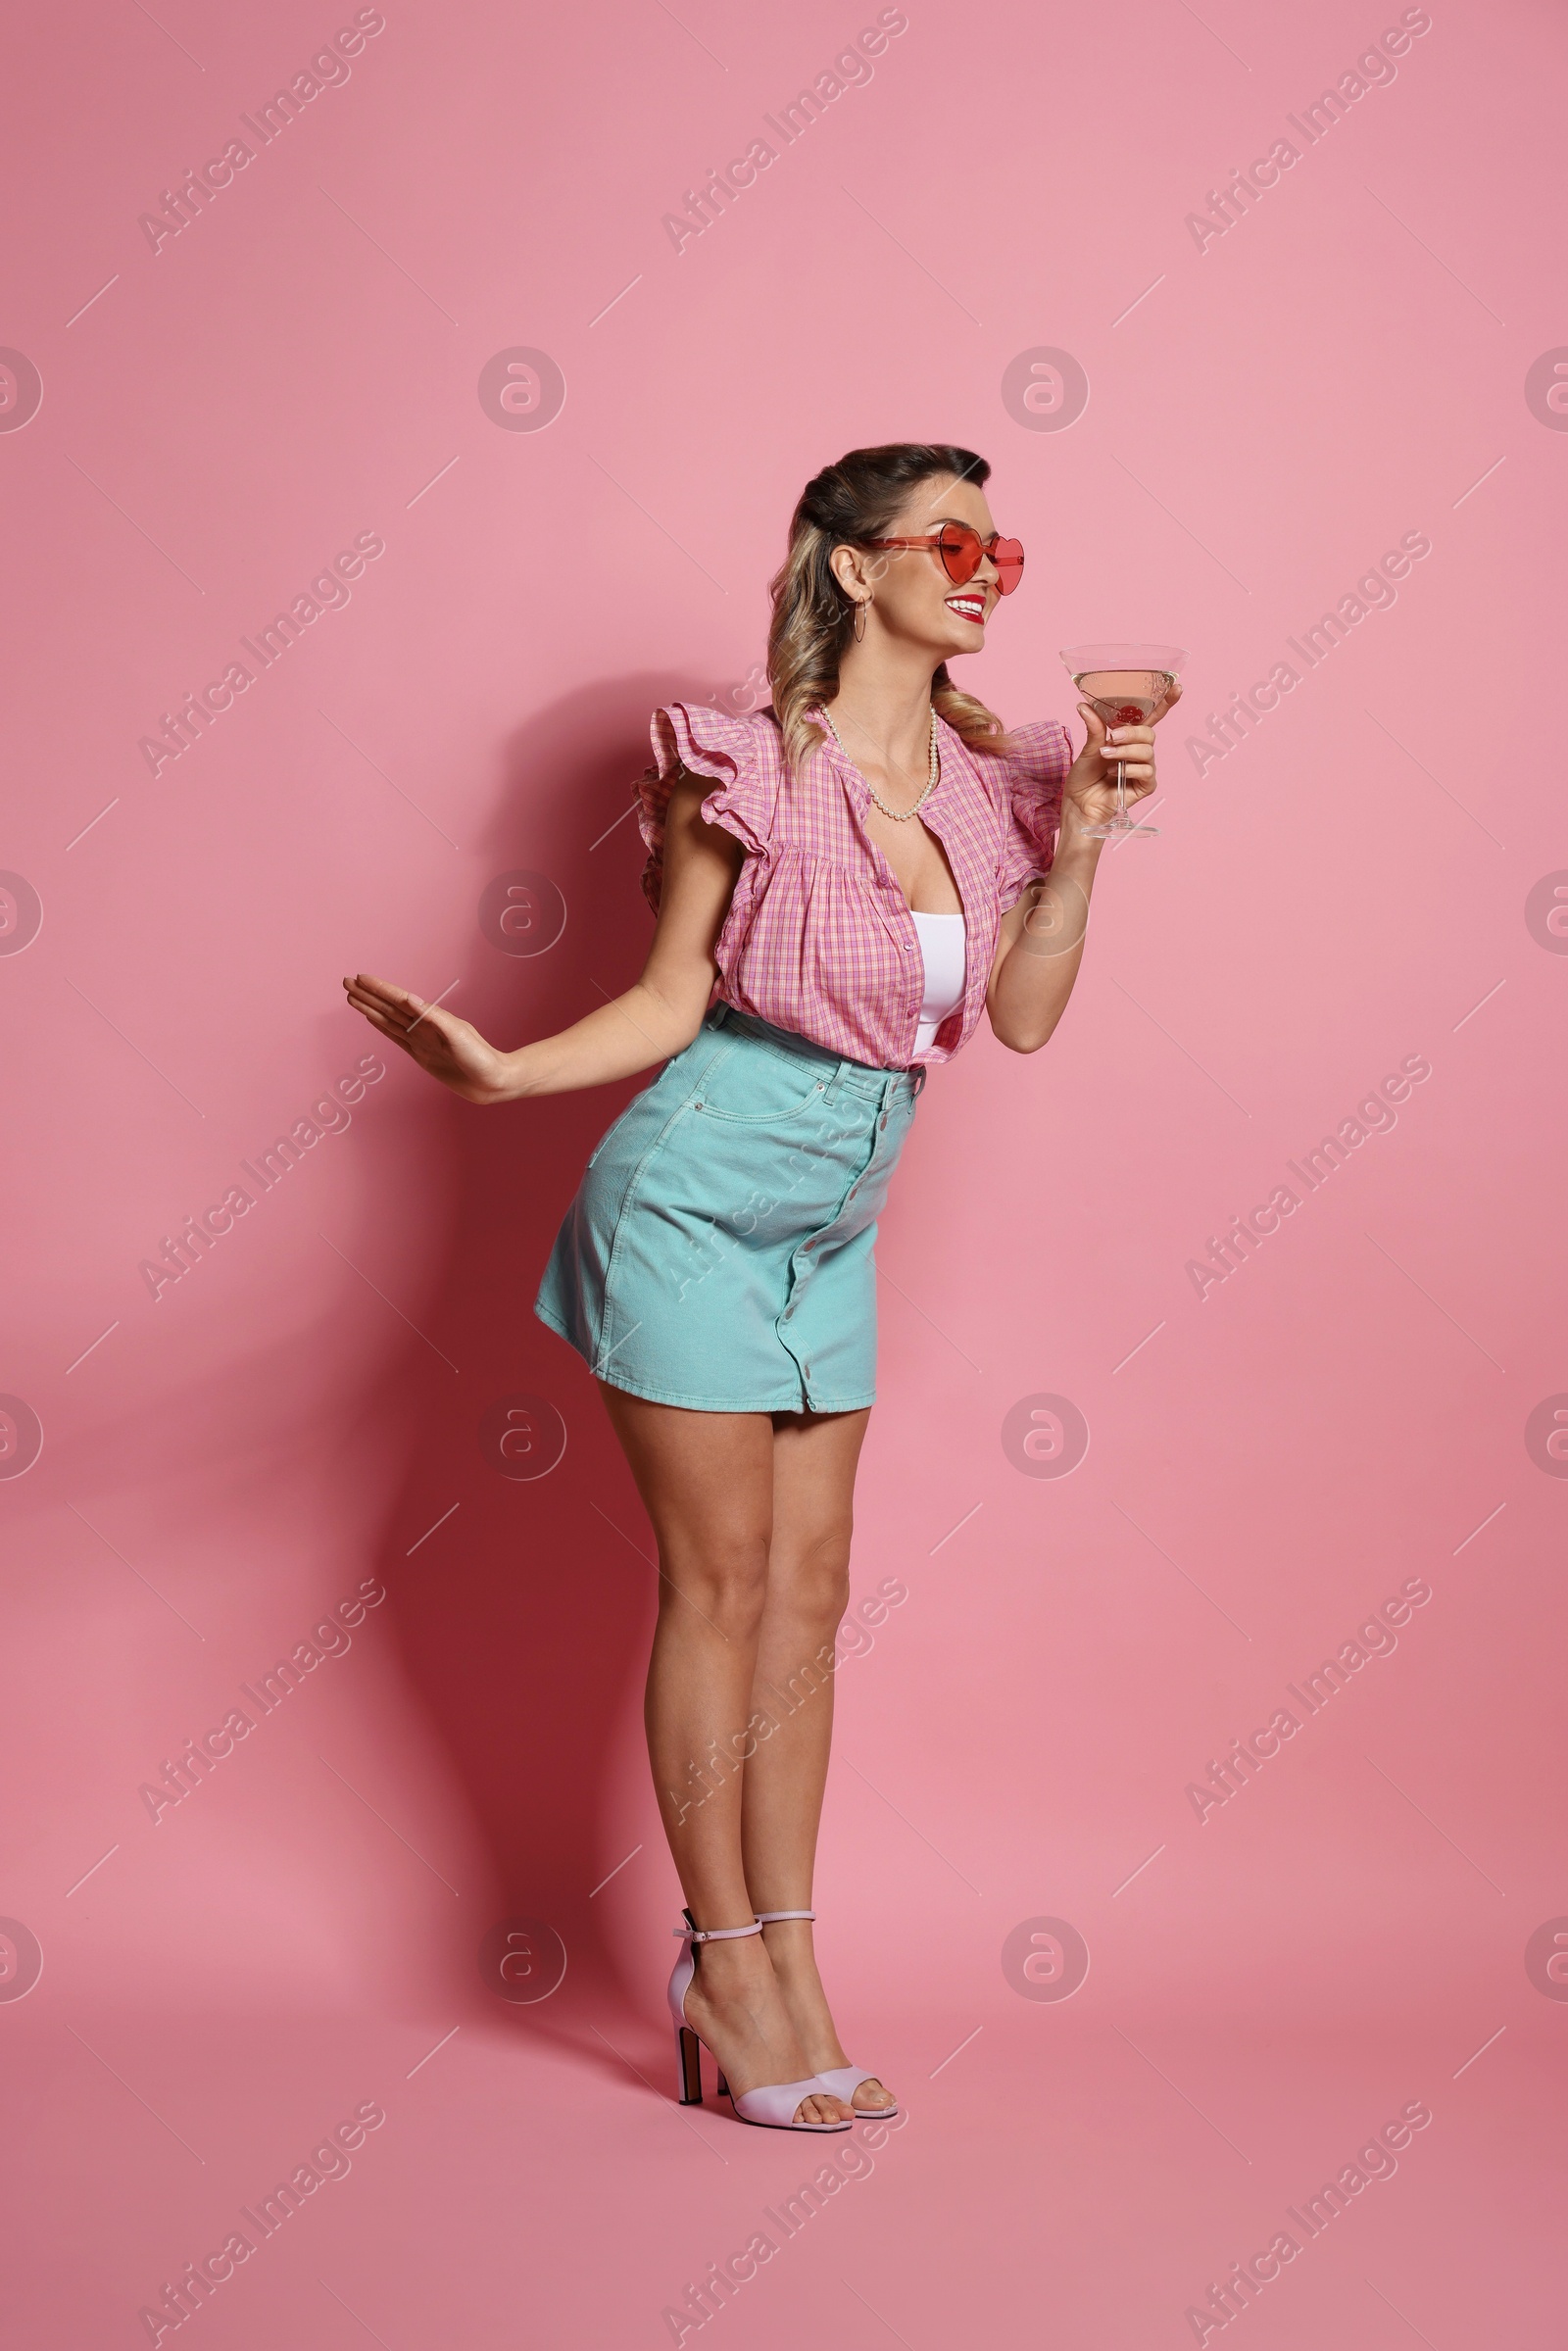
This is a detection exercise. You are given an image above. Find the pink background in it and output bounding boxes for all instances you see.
[2,0,1564,2342]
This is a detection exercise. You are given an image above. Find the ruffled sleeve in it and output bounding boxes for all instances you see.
[635,703,780,914]
[995,718,1072,910]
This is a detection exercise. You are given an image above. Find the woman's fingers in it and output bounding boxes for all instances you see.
[344,972,401,1003]
[344,976,448,1039]
[1098,724,1156,790]
[345,973,427,1020]
[344,988,402,1024]
[342,984,464,1069]
[339,974,502,1106]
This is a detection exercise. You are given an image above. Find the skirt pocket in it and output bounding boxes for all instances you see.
[692,1031,831,1125]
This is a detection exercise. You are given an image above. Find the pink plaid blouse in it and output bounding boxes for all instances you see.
[635,701,1071,1069]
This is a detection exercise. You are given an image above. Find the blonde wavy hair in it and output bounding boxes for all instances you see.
[766,442,1011,772]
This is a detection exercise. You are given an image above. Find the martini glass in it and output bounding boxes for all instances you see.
[1059,641,1187,837]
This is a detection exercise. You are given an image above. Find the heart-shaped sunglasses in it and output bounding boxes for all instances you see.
[862,521,1025,595]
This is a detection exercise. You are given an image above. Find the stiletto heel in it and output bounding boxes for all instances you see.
[675,2023,704,2105]
[666,1912,850,2132]
[756,1908,900,2119]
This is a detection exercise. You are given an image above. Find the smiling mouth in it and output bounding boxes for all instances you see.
[945,595,986,625]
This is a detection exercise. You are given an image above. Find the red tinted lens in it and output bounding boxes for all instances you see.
[936,523,983,585]
[992,536,1025,594]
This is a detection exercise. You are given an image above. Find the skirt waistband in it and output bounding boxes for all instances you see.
[708,1003,927,1105]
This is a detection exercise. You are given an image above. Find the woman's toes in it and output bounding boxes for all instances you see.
[853,2082,893,2113]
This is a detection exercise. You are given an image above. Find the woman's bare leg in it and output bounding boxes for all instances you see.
[595,1381,848,2125]
[742,1406,896,2113]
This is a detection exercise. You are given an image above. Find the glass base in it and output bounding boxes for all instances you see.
[1080,817,1159,838]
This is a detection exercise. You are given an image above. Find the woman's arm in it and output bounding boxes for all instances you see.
[986,814,1104,1053]
[987,691,1175,1053]
[343,773,745,1102]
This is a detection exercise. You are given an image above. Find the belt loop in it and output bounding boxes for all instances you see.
[822,1058,845,1102]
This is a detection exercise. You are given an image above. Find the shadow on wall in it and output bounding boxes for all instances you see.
[359,669,721,2075]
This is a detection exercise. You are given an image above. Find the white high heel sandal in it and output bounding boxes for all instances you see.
[668,1912,850,2131]
[756,1908,900,2118]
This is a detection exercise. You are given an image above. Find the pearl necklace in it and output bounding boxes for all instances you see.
[819,707,939,821]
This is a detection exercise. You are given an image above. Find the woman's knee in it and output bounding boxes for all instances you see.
[659,1520,773,1636]
[769,1520,853,1627]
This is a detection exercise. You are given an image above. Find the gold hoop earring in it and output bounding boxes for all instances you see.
[853,591,871,644]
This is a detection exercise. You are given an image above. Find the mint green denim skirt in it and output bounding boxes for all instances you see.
[533,1004,925,1412]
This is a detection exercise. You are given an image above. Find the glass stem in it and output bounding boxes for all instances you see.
[1114,759,1128,825]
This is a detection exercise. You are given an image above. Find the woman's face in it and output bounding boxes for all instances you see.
[831,472,1006,662]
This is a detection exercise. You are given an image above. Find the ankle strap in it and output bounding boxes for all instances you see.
[756,1909,815,1924]
[673,1919,760,1944]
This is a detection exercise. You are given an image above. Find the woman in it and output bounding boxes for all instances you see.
[344,442,1171,2132]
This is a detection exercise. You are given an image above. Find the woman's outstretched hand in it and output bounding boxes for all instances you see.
[1062,677,1182,834]
[343,974,512,1103]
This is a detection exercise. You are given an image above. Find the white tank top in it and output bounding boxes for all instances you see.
[910,909,966,1057]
